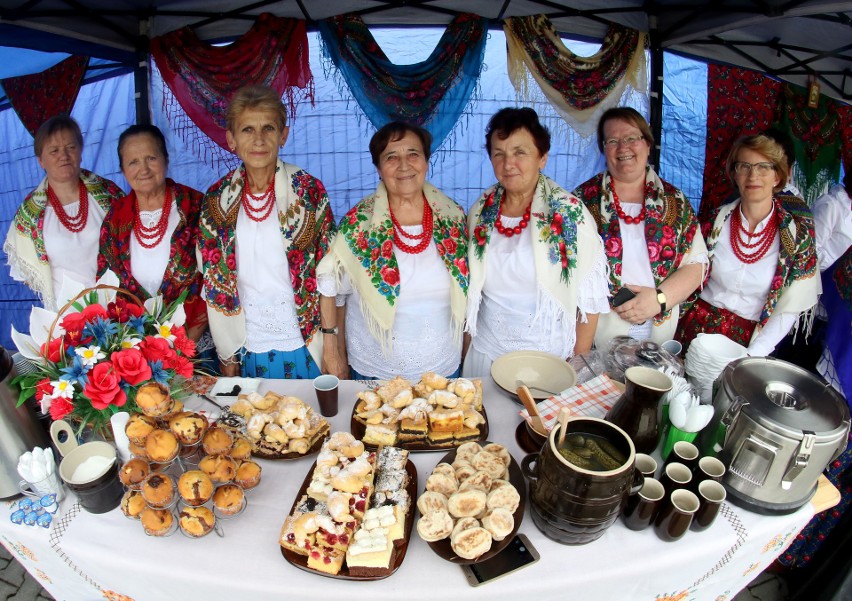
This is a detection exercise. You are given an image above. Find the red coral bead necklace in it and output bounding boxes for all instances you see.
[730,199,779,264]
[391,195,433,254]
[495,200,531,237]
[610,180,646,225]
[241,178,276,222]
[133,185,173,249]
[47,180,88,233]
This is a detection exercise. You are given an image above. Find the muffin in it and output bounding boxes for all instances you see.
[145,429,180,463]
[230,437,253,461]
[202,428,233,455]
[234,461,262,490]
[121,490,146,519]
[178,506,216,538]
[212,484,245,516]
[178,470,214,506]
[141,473,175,508]
[125,414,158,445]
[118,458,150,488]
[199,455,237,483]
[135,382,173,417]
[169,412,209,445]
[140,507,174,536]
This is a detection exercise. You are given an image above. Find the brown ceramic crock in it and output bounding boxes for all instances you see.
[521,416,642,545]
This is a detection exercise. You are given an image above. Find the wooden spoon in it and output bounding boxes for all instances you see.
[557,407,571,445]
[517,385,547,436]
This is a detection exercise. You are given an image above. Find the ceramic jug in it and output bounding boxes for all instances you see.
[605,366,672,454]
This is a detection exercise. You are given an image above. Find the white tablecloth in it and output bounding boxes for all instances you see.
[0,378,816,601]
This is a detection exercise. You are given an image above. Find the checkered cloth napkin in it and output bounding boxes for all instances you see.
[519,374,622,431]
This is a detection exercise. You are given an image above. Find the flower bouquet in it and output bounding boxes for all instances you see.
[11,271,197,438]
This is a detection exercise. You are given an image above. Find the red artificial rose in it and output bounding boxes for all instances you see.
[81,304,108,324]
[173,335,197,358]
[60,312,86,335]
[140,336,176,365]
[40,338,65,363]
[49,396,75,421]
[34,378,52,401]
[83,362,127,410]
[169,355,195,379]
[443,238,458,255]
[111,348,153,385]
[380,265,400,287]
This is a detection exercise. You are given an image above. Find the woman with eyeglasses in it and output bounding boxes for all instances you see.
[676,134,819,356]
[573,107,707,349]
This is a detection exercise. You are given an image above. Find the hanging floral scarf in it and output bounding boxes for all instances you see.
[703,198,819,328]
[467,174,596,340]
[3,169,123,309]
[778,84,842,204]
[317,182,468,352]
[1,55,89,136]
[504,17,646,137]
[198,160,336,363]
[573,167,706,326]
[97,180,206,325]
[151,14,313,154]
[318,13,487,150]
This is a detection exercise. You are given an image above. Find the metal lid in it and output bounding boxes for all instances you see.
[720,357,850,436]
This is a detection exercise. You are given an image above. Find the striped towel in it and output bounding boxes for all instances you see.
[519,374,623,431]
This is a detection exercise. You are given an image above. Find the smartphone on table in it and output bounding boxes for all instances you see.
[460,533,540,586]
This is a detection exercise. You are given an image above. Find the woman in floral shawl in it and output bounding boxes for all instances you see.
[4,115,123,310]
[573,107,707,349]
[317,122,468,381]
[676,134,819,356]
[463,108,609,378]
[198,85,336,378]
[98,125,207,341]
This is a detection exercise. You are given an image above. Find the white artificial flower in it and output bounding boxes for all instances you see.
[76,345,106,367]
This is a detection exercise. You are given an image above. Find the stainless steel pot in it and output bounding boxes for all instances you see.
[700,357,850,514]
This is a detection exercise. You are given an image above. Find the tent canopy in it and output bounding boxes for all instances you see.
[1,0,850,101]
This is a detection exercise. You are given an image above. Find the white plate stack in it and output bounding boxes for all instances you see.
[684,334,748,404]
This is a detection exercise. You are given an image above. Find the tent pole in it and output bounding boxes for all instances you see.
[648,17,663,169]
[134,18,151,125]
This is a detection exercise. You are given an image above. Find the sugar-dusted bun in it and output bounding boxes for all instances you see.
[140,507,174,536]
[212,484,245,516]
[118,458,150,488]
[450,526,492,560]
[416,491,448,515]
[486,484,521,514]
[169,412,209,445]
[447,489,487,518]
[482,507,514,541]
[416,509,453,542]
[125,414,157,445]
[179,506,215,537]
[178,470,214,506]
[135,382,173,417]
[199,455,237,484]
[202,427,233,456]
[141,473,175,508]
[234,461,261,489]
[144,429,180,463]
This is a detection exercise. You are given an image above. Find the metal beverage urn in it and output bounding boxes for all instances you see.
[0,345,51,498]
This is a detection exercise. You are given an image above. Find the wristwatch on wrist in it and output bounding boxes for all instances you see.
[656,289,667,313]
[320,326,339,335]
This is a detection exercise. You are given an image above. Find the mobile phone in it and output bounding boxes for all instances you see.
[460,533,540,586]
[612,287,636,307]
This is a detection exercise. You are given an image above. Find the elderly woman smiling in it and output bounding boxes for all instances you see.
[463,107,609,378]
[198,85,336,378]
[4,115,123,309]
[573,107,707,348]
[318,122,468,381]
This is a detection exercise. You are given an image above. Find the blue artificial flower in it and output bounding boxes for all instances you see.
[149,360,171,385]
[59,355,90,387]
[82,317,119,347]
